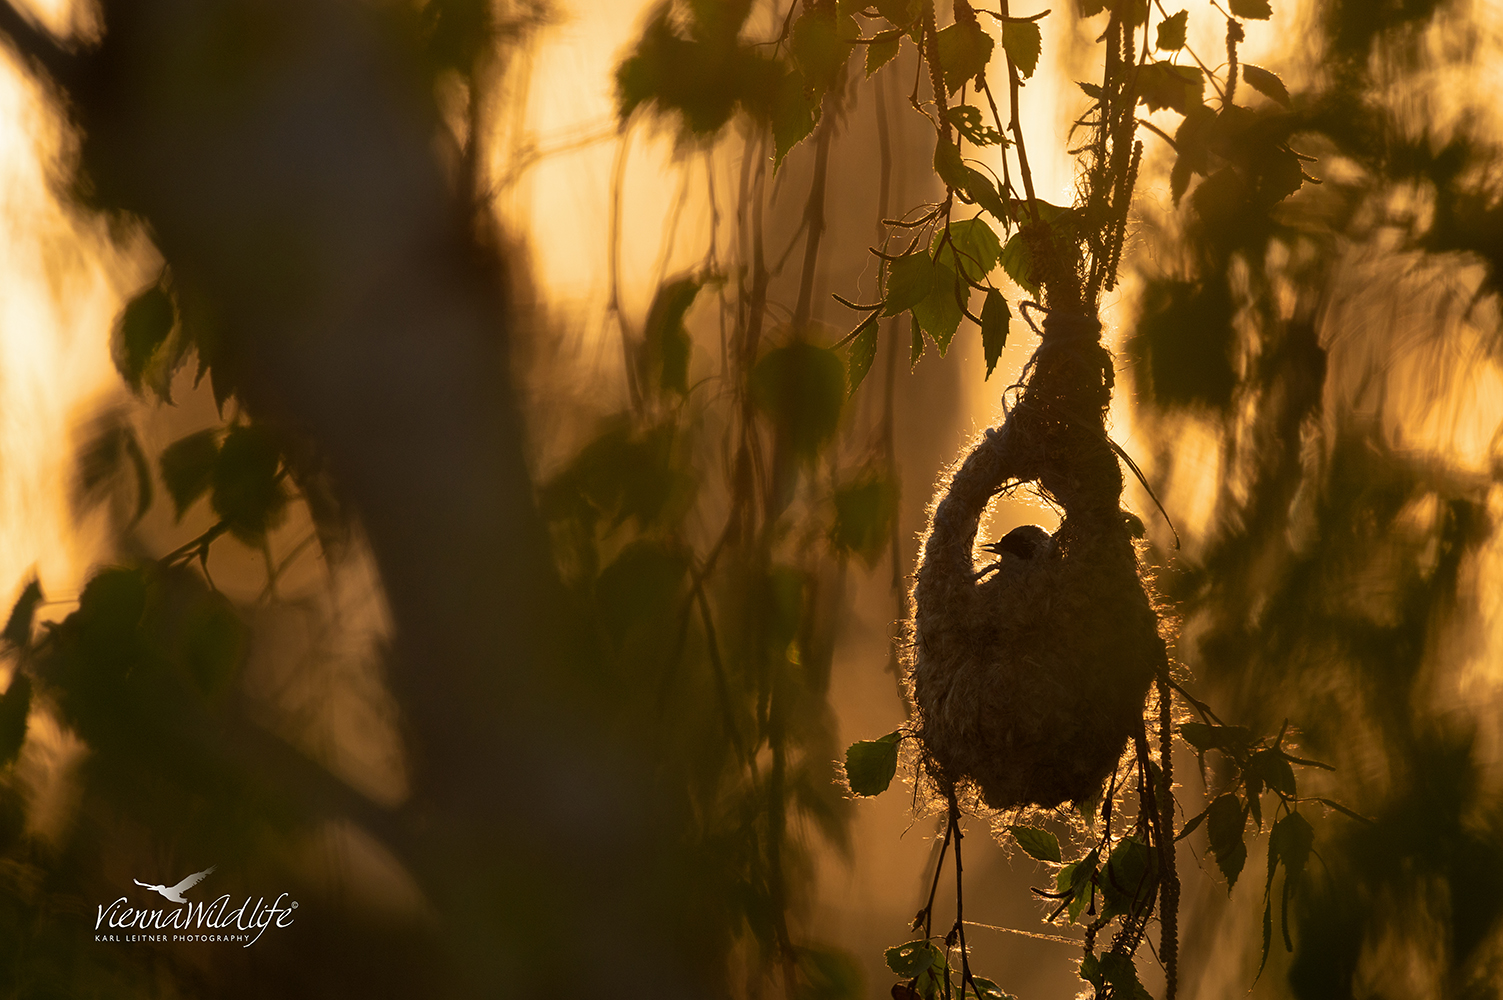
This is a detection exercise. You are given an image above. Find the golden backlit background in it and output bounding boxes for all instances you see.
[2,0,1503,997]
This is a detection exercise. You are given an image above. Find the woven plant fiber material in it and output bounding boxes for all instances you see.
[909,310,1165,810]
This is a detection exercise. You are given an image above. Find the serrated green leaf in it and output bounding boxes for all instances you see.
[792,6,853,92]
[912,264,963,353]
[885,253,937,315]
[1156,9,1188,49]
[0,673,31,766]
[159,429,221,521]
[1009,825,1061,862]
[3,578,42,649]
[1001,19,1041,79]
[1057,848,1099,922]
[934,135,968,191]
[980,289,1009,378]
[846,730,901,795]
[963,167,1010,223]
[1231,0,1272,18]
[847,317,879,394]
[1101,837,1157,920]
[1241,63,1291,107]
[1000,231,1038,296]
[749,342,846,458]
[935,19,994,95]
[910,320,924,367]
[935,217,1001,282]
[866,31,902,76]
[773,69,821,167]
[884,939,943,977]
[211,424,287,544]
[1206,792,1248,890]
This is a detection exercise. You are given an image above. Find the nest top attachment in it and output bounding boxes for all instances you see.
[908,309,1165,810]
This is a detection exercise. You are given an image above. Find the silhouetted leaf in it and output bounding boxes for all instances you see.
[846,731,901,795]
[832,472,898,564]
[1241,63,1291,106]
[1231,0,1272,19]
[595,540,689,644]
[1250,748,1297,797]
[1156,9,1188,49]
[935,19,993,94]
[980,289,1009,378]
[1132,275,1237,409]
[178,590,245,696]
[644,277,702,395]
[211,424,287,543]
[111,282,175,393]
[750,342,846,457]
[1261,811,1313,972]
[1057,848,1099,922]
[73,415,154,524]
[159,429,221,520]
[1098,953,1151,1000]
[1076,0,1107,15]
[1008,825,1061,862]
[1268,811,1313,887]
[3,578,42,649]
[1101,837,1157,920]
[615,7,781,137]
[1207,792,1248,889]
[1137,61,1203,113]
[944,105,1002,146]
[963,977,1013,1000]
[1180,721,1254,752]
[1001,19,1041,78]
[798,945,864,1000]
[0,673,31,766]
[847,317,880,394]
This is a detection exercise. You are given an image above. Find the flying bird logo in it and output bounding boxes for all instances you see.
[132,867,217,904]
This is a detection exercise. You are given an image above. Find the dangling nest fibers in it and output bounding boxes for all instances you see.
[908,310,1165,810]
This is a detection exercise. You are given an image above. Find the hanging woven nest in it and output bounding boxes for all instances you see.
[908,310,1165,810]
